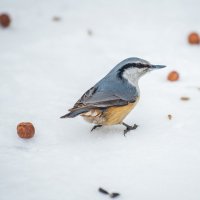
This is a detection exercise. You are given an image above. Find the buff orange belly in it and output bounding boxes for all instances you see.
[81,98,139,125]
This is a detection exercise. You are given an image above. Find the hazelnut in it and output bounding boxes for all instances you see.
[167,71,179,81]
[17,122,35,139]
[0,13,11,28]
[188,32,200,44]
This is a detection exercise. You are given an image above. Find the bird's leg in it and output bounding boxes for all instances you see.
[91,125,102,132]
[122,122,138,136]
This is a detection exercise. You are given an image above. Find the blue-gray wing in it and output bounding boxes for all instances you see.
[70,79,138,110]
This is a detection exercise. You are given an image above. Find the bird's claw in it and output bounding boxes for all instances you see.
[123,124,138,136]
[91,125,102,132]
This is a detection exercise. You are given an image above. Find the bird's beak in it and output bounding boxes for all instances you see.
[150,65,166,70]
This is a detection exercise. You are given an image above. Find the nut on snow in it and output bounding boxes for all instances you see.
[167,71,179,81]
[17,122,35,139]
[0,13,11,28]
[188,32,200,44]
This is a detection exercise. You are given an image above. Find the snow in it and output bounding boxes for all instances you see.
[0,0,200,199]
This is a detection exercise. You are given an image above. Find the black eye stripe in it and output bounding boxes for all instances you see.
[118,63,149,79]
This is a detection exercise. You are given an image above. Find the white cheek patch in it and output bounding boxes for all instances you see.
[123,68,144,86]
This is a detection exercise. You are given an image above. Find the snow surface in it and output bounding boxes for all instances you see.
[0,0,200,200]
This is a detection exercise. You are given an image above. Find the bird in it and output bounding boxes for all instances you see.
[61,57,166,135]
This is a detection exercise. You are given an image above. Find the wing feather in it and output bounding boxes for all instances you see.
[70,85,136,111]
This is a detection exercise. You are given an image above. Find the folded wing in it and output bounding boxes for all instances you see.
[61,77,138,118]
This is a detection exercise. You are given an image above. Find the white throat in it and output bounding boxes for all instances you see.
[122,68,143,93]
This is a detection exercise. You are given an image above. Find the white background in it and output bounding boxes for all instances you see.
[0,0,200,199]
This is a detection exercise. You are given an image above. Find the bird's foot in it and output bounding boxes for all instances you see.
[91,125,102,132]
[122,122,138,136]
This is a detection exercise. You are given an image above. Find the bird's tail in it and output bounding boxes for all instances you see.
[60,108,90,118]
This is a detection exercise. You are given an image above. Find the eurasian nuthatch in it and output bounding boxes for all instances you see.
[61,57,166,135]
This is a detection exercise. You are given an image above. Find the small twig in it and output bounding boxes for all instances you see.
[180,96,190,101]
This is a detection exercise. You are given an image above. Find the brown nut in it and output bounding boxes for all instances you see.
[188,32,200,44]
[17,122,35,139]
[0,13,11,28]
[167,71,179,81]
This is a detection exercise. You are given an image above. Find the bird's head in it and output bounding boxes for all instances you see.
[116,57,166,84]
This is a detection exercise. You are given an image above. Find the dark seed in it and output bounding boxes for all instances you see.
[98,187,109,195]
[110,193,120,198]
[168,114,172,120]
